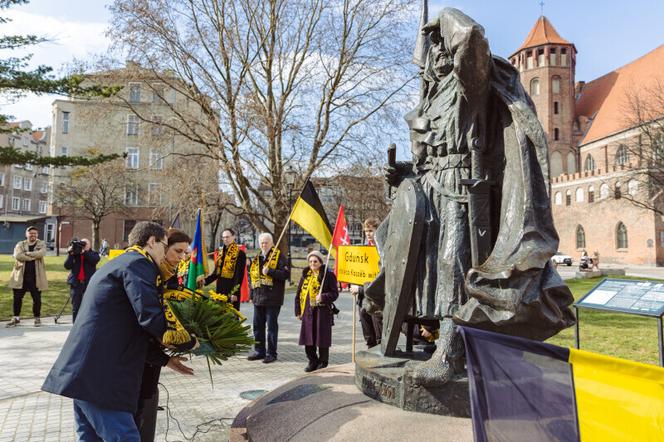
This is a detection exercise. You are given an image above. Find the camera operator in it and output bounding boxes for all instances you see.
[64,238,100,322]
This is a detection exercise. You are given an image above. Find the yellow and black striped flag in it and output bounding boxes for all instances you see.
[290,180,332,250]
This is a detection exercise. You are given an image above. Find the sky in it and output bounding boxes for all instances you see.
[2,0,664,128]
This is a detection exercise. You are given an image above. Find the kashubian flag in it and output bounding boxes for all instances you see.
[290,180,333,252]
[459,326,664,442]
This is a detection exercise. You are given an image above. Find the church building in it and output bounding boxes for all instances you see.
[510,16,664,265]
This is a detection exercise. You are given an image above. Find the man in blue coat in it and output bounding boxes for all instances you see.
[63,238,100,322]
[42,221,190,441]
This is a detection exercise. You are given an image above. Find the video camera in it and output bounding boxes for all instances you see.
[68,238,87,255]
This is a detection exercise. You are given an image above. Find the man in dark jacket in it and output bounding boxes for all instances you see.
[42,221,192,441]
[247,232,289,364]
[205,228,247,311]
[64,238,100,322]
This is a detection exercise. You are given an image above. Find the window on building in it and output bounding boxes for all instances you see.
[13,175,22,189]
[151,116,163,136]
[567,152,576,174]
[554,101,559,114]
[554,128,560,141]
[537,48,545,66]
[0,172,4,186]
[628,179,639,196]
[565,189,571,206]
[25,163,33,171]
[22,198,31,211]
[61,146,68,156]
[549,48,557,65]
[148,183,162,206]
[616,222,628,249]
[125,185,139,206]
[576,225,586,249]
[40,182,48,194]
[41,166,49,175]
[0,195,3,209]
[615,145,629,166]
[600,183,609,199]
[554,191,562,205]
[38,200,47,214]
[127,114,139,136]
[575,187,584,202]
[526,51,533,69]
[126,147,139,169]
[614,181,622,199]
[584,154,596,171]
[588,185,595,203]
[11,197,20,210]
[561,48,568,66]
[62,111,70,134]
[23,177,32,191]
[530,78,540,96]
[129,83,141,103]
[552,76,561,94]
[149,148,163,170]
[123,220,137,241]
[152,83,166,104]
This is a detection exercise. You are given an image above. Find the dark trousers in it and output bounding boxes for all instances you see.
[253,305,281,357]
[359,307,382,347]
[70,283,87,322]
[13,279,41,317]
[305,345,329,365]
[135,390,159,442]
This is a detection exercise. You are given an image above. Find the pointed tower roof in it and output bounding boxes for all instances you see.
[511,16,574,57]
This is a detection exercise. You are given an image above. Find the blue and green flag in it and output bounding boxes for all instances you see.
[459,326,664,441]
[186,208,209,290]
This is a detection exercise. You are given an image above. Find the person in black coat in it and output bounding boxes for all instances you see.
[247,232,289,364]
[295,251,339,372]
[63,238,100,322]
[204,228,247,311]
[42,222,193,441]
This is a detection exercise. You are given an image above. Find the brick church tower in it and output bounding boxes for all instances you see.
[510,16,577,177]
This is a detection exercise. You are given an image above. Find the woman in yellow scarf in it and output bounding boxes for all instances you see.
[294,250,339,372]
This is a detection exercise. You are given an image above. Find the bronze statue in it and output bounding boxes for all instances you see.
[364,7,575,386]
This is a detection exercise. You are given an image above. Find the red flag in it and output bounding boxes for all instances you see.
[332,206,351,288]
[239,244,250,303]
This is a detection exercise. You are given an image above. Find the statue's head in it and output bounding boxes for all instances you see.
[427,31,453,79]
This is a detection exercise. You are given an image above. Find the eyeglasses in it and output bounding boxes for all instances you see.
[159,240,169,250]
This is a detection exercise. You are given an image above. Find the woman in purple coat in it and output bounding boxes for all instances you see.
[295,250,339,372]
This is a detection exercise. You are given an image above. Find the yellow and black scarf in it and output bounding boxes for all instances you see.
[249,247,280,288]
[217,243,239,279]
[299,270,320,314]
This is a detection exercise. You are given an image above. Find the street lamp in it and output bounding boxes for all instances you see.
[285,165,297,284]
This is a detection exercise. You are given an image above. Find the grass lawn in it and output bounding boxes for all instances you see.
[1,254,660,365]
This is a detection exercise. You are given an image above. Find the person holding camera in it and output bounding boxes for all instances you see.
[64,238,100,322]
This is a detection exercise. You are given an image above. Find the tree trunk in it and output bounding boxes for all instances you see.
[92,221,100,251]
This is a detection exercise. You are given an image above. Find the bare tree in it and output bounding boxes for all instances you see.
[106,0,416,247]
[56,158,133,248]
[612,79,664,214]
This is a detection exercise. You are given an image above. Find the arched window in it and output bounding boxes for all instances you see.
[614,181,622,199]
[567,152,576,174]
[588,185,595,203]
[550,151,563,177]
[565,189,571,206]
[554,191,562,205]
[615,145,629,166]
[552,76,561,94]
[628,179,639,196]
[575,187,584,202]
[530,78,540,96]
[576,225,586,249]
[616,222,628,249]
[600,183,610,199]
[584,154,596,171]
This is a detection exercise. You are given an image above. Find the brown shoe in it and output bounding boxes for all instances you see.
[34,318,41,327]
[5,318,20,328]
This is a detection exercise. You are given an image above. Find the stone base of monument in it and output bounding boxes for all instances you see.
[574,270,602,279]
[601,268,626,276]
[230,363,472,442]
[354,346,470,417]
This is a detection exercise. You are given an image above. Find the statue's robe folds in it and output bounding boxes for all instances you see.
[367,56,575,342]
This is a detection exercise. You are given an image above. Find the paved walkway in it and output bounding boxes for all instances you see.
[0,292,363,441]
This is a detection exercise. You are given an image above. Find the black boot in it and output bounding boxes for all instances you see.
[304,346,318,372]
[316,347,329,370]
[305,360,318,372]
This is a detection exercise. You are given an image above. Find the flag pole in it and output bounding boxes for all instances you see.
[263,180,306,272]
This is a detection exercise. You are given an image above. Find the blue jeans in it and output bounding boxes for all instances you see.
[253,305,281,357]
[73,399,140,442]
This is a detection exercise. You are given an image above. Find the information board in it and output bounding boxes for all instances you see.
[336,245,380,285]
[576,278,664,317]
